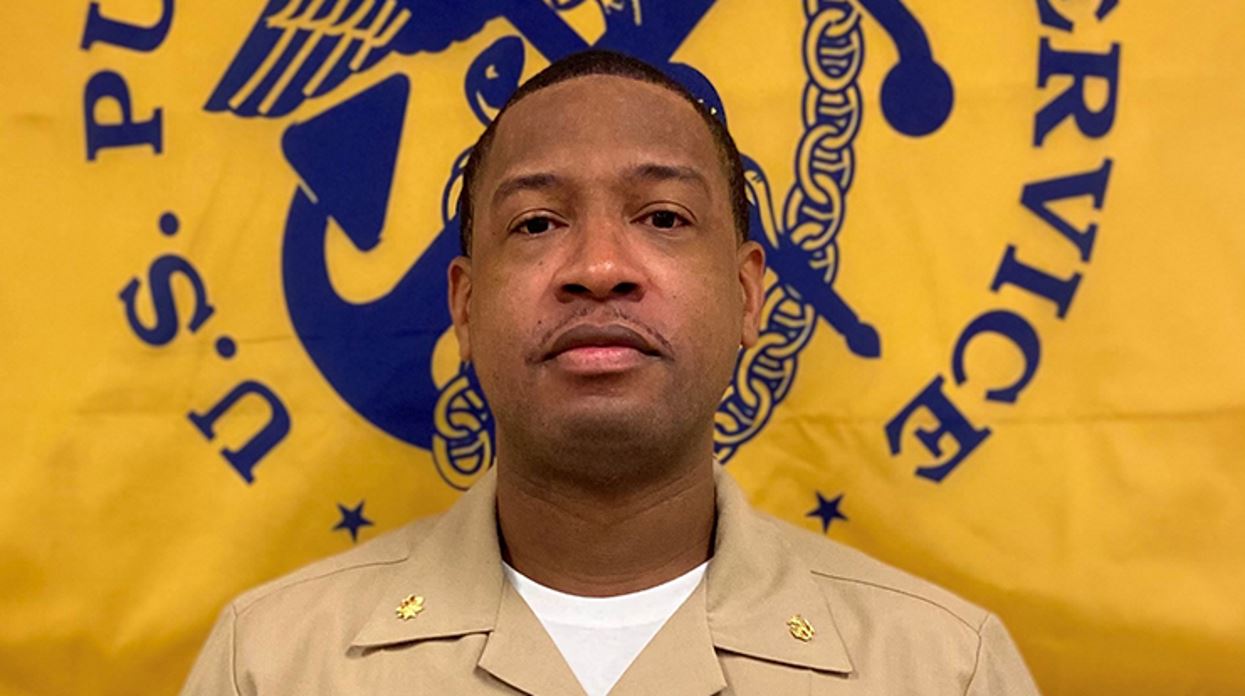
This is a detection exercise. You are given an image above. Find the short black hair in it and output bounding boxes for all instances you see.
[457,49,748,256]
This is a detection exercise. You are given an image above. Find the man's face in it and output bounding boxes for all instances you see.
[448,75,765,473]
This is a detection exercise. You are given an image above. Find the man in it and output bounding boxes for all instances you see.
[182,50,1040,695]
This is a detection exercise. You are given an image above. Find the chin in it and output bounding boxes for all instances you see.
[555,409,660,445]
[540,405,678,459]
[496,401,709,488]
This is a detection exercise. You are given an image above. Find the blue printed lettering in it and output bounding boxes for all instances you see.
[886,376,992,483]
[188,381,292,484]
[1020,159,1113,262]
[84,71,162,160]
[951,310,1042,404]
[991,245,1082,319]
[1036,0,1120,31]
[1034,38,1120,146]
[119,254,214,346]
[81,0,173,52]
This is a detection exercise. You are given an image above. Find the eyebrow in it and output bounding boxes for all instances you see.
[490,162,712,208]
[492,172,562,208]
[623,163,711,195]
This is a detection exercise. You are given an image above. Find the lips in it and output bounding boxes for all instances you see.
[542,323,662,362]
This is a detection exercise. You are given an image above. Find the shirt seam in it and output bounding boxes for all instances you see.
[963,613,990,696]
[234,556,407,619]
[228,602,242,696]
[808,569,981,632]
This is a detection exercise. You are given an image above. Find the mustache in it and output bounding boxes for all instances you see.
[531,306,674,363]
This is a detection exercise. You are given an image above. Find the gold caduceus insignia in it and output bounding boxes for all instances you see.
[395,594,425,621]
[787,614,815,642]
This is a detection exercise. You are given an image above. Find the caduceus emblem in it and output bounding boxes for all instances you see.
[206,0,953,489]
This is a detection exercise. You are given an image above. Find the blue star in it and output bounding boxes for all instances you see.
[333,501,374,543]
[806,491,848,534]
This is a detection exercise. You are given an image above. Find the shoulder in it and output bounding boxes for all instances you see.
[765,513,991,650]
[229,513,440,626]
[758,514,1039,694]
[181,515,445,695]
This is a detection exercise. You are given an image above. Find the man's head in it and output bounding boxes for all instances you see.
[447,50,765,485]
[458,50,751,256]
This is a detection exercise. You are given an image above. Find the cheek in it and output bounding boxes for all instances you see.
[468,293,529,407]
[663,262,745,353]
[473,293,523,349]
[469,269,546,360]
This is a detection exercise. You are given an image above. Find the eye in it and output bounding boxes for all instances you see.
[511,215,557,236]
[643,209,689,230]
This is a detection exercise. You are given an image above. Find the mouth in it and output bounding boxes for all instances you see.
[542,323,663,374]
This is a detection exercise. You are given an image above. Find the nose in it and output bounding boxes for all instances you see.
[553,217,645,303]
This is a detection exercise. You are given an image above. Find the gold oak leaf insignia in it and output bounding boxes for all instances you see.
[395,594,425,620]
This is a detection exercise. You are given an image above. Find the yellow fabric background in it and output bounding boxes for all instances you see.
[1,1,1242,693]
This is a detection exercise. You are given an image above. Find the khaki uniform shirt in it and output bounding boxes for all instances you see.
[181,468,1040,695]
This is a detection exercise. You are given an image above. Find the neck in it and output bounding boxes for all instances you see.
[495,440,717,597]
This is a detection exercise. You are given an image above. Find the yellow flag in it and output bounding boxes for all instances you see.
[2,1,1242,693]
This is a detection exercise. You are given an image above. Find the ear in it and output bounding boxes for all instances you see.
[736,240,766,348]
[447,255,473,362]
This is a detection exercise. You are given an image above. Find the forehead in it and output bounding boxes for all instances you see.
[481,75,723,189]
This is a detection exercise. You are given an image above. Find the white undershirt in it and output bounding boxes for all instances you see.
[502,561,708,696]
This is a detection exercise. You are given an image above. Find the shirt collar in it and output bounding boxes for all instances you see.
[350,464,853,676]
[350,470,503,647]
[704,464,853,673]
